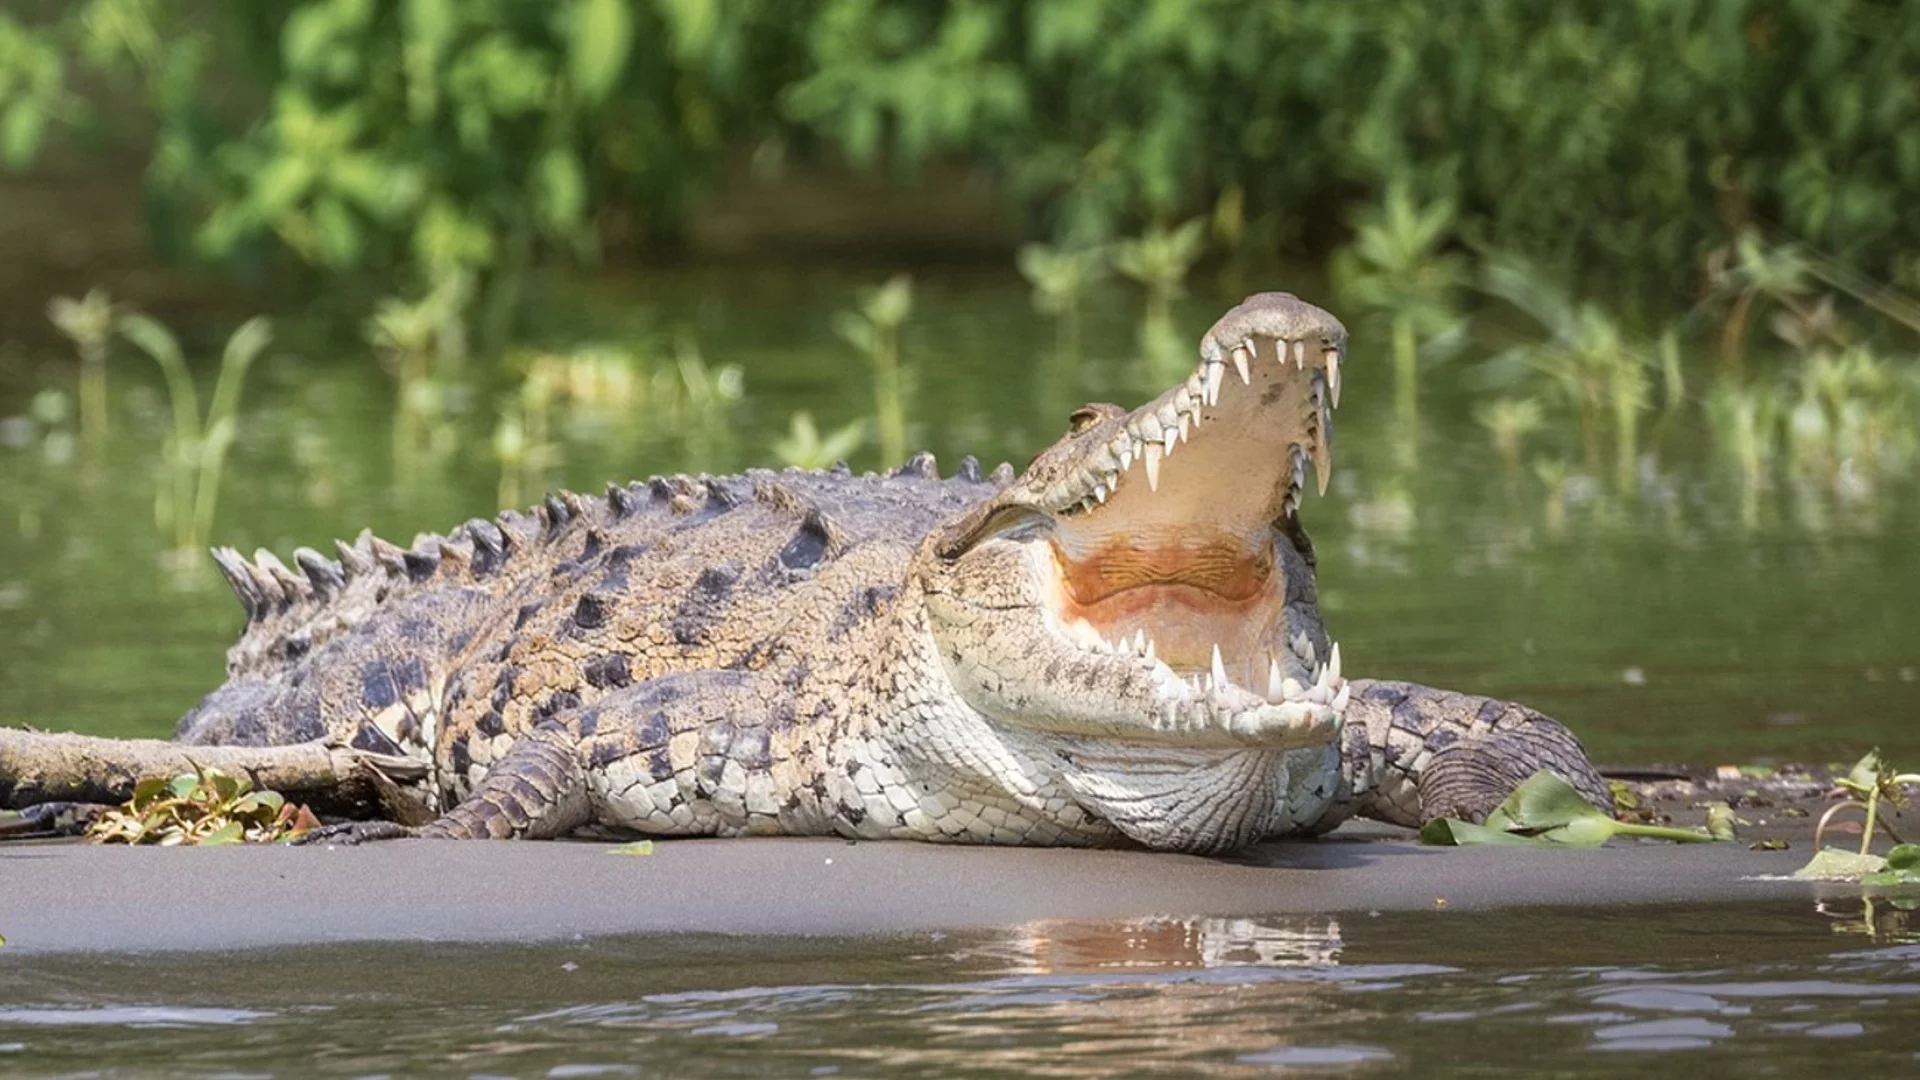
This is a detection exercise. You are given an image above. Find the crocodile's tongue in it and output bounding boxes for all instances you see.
[1050,335,1334,688]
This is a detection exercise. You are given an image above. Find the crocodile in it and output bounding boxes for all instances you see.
[165,292,1606,853]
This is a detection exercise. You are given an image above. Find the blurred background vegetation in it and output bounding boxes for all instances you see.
[1,0,1918,761]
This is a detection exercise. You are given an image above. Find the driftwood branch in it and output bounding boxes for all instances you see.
[0,728,432,823]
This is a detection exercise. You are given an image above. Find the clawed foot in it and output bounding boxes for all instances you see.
[291,820,419,846]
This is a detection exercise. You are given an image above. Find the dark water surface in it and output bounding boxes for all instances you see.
[3,901,1920,1076]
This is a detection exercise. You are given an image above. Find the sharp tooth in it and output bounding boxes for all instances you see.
[1282,676,1305,701]
[1162,428,1178,456]
[1293,339,1306,368]
[1178,413,1191,443]
[1093,481,1109,503]
[1132,629,1146,654]
[1291,445,1308,492]
[1328,642,1342,684]
[1211,643,1228,689]
[1332,683,1351,712]
[1326,349,1342,408]
[1118,444,1134,471]
[1267,657,1285,700]
[1203,362,1224,406]
[1312,429,1333,497]
[1143,443,1162,491]
[1231,345,1252,386]
[1144,638,1156,662]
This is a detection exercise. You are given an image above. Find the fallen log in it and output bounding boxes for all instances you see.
[0,728,432,823]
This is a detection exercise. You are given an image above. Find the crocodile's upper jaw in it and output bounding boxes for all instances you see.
[922,293,1349,751]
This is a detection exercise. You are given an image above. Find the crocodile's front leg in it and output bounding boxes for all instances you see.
[1310,679,1610,832]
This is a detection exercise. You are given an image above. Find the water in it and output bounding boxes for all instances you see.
[1,269,1914,762]
[3,268,1920,1073]
[3,902,1919,1075]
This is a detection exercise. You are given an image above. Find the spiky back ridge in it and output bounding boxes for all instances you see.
[196,452,1012,741]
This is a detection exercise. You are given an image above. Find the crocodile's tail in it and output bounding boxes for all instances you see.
[178,500,578,747]
[208,516,520,683]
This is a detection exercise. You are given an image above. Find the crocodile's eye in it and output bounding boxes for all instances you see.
[1066,403,1124,435]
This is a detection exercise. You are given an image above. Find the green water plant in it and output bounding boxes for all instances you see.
[1332,183,1468,426]
[1420,770,1721,847]
[112,310,273,561]
[834,275,913,467]
[1482,257,1662,493]
[46,289,115,447]
[1113,219,1205,381]
[86,764,318,846]
[1793,751,1920,884]
[772,411,866,471]
[1016,241,1107,357]
[1474,397,1545,485]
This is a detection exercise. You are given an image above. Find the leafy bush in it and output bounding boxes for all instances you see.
[3,1,1917,304]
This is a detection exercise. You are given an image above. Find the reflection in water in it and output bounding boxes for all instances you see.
[6,903,1920,1075]
[998,915,1345,973]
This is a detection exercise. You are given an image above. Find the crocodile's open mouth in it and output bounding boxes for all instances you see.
[926,292,1348,749]
[1048,337,1341,705]
[1043,302,1346,715]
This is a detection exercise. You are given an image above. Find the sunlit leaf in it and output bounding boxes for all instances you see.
[1794,847,1889,882]
[607,839,655,856]
[200,821,245,846]
[567,0,633,105]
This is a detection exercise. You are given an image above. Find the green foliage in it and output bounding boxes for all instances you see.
[87,764,319,845]
[46,289,114,445]
[1419,769,1720,847]
[1333,182,1468,423]
[1016,241,1107,356]
[108,305,273,560]
[14,2,1919,309]
[772,411,866,471]
[834,274,913,467]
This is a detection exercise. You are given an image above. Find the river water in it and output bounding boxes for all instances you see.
[2,268,1917,1072]
[3,902,1920,1075]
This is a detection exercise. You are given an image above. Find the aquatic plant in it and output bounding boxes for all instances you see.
[45,289,115,447]
[1482,257,1663,493]
[1332,183,1468,426]
[1704,381,1783,528]
[1113,219,1205,379]
[87,764,318,846]
[367,276,469,484]
[111,310,273,562]
[1016,241,1108,357]
[1420,770,1720,847]
[772,411,866,471]
[834,275,913,467]
[1473,397,1545,484]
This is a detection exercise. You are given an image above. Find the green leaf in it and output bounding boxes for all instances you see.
[536,148,587,234]
[607,839,655,856]
[567,0,633,105]
[1419,817,1549,847]
[117,314,186,372]
[1793,847,1889,882]
[1705,801,1739,841]
[200,821,245,847]
[2,101,45,167]
[167,772,200,799]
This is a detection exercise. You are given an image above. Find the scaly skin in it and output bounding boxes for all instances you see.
[173,293,1609,853]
